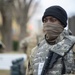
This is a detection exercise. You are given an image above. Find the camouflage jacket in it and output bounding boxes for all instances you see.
[28,30,75,75]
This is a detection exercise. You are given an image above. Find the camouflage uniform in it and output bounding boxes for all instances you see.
[28,30,75,75]
[20,36,37,75]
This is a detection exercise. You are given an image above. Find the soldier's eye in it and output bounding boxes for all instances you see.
[49,17,57,22]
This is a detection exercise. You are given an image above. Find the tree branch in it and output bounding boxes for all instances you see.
[28,0,40,20]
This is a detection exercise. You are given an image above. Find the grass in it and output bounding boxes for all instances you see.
[0,70,10,75]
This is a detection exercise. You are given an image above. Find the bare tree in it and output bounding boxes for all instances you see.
[0,0,41,51]
[0,0,13,51]
[13,0,41,40]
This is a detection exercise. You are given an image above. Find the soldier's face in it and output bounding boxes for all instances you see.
[43,16,64,41]
[43,16,62,25]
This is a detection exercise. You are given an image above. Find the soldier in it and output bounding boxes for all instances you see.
[28,5,75,75]
[0,41,5,53]
[20,37,29,75]
[20,36,37,75]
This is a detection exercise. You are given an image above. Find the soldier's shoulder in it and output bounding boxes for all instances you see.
[66,35,75,43]
[31,39,46,56]
[38,39,46,47]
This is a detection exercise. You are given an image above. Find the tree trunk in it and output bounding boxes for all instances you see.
[20,22,27,40]
[1,5,12,51]
[16,13,28,41]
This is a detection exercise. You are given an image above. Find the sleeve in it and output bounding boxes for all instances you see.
[28,58,33,75]
[64,45,75,74]
[26,46,38,75]
[24,59,33,75]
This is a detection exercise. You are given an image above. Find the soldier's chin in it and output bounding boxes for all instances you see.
[46,35,58,41]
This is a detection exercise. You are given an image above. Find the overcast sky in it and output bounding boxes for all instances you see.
[40,0,75,17]
[30,0,75,32]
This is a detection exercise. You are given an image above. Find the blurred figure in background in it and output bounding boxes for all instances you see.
[0,41,5,53]
[20,36,30,75]
[20,35,37,75]
[20,38,28,54]
[28,5,75,75]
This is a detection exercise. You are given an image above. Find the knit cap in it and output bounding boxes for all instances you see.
[42,5,68,27]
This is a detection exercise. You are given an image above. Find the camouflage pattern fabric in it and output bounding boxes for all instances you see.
[28,30,75,75]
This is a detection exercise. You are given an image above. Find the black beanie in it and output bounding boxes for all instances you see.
[42,5,68,27]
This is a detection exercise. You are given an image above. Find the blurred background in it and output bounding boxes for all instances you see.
[0,0,75,75]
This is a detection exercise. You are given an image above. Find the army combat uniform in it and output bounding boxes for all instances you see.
[28,30,75,75]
